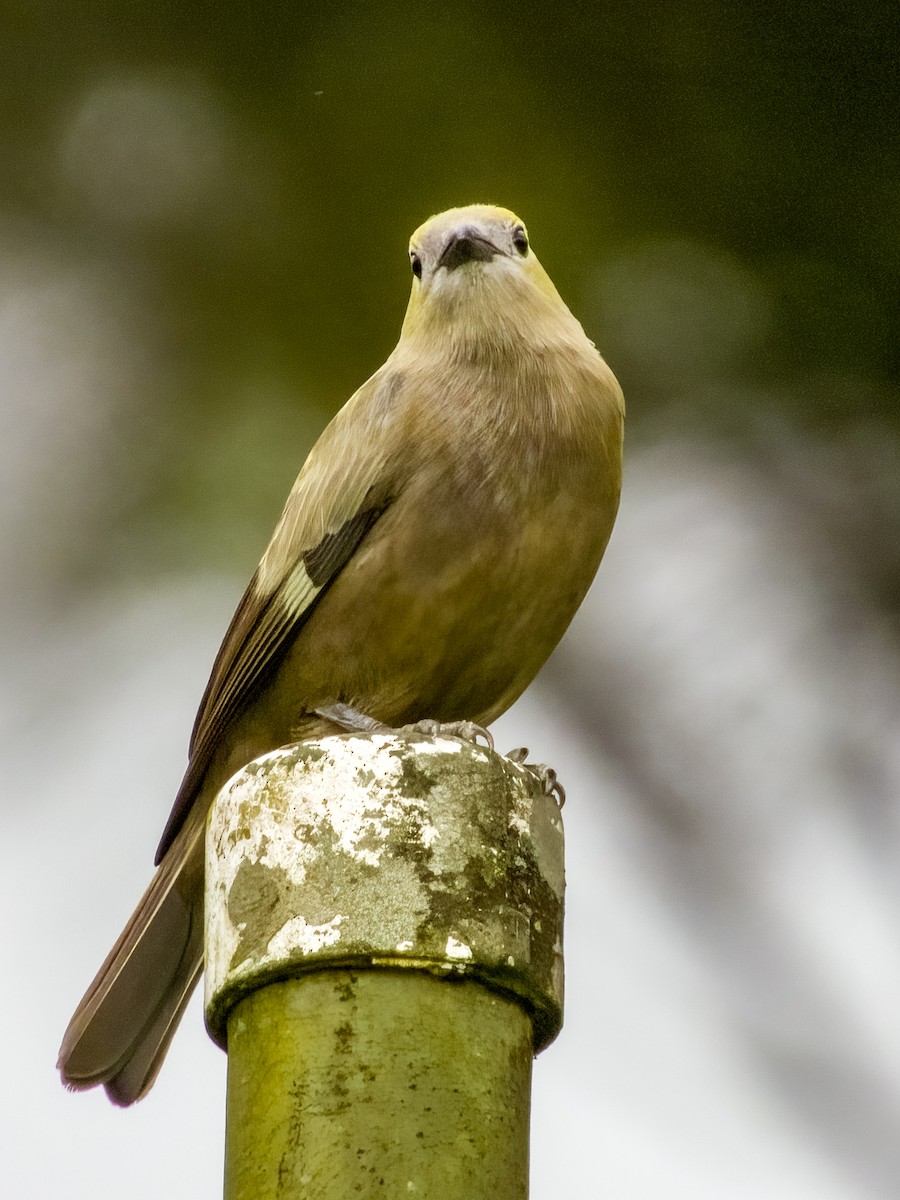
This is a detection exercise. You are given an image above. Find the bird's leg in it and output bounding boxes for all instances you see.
[506,746,566,806]
[314,702,390,735]
[314,704,494,750]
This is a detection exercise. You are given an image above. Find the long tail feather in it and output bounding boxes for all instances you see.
[58,817,205,1105]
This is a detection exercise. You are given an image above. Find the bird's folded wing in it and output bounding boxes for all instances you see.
[155,380,402,864]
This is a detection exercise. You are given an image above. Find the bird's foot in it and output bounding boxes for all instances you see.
[314,704,494,751]
[400,718,494,751]
[315,707,557,799]
[506,746,566,806]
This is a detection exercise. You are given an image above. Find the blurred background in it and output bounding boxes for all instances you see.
[3,2,899,1196]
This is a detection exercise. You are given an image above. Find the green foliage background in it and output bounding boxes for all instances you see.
[4,0,896,596]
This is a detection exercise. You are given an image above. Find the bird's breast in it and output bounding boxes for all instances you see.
[284,365,622,728]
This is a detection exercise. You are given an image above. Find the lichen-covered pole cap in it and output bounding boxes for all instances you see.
[204,732,565,1051]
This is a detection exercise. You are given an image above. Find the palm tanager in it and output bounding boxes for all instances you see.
[58,204,625,1104]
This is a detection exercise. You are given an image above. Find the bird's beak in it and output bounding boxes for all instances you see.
[438,228,502,272]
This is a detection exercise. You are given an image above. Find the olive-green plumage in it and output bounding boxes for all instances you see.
[57,205,624,1104]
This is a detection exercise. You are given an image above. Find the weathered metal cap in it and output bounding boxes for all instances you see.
[205,733,565,1051]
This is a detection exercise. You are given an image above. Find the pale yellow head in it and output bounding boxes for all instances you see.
[400,204,585,350]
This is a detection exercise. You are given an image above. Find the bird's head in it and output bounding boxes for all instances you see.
[400,205,582,352]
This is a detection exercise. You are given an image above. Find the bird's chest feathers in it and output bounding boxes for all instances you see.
[372,372,608,597]
[410,358,608,521]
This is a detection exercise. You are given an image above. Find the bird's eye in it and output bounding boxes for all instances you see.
[512,226,529,256]
[410,252,423,278]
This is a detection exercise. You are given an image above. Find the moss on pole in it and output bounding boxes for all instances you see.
[205,732,565,1199]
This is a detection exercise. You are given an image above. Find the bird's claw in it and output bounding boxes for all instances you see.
[315,705,494,751]
[403,718,494,751]
[505,746,566,806]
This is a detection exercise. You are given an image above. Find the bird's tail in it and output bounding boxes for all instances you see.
[57,816,205,1106]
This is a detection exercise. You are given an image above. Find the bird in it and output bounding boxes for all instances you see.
[57,204,624,1105]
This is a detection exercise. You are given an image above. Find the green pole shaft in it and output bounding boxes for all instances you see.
[224,971,531,1199]
[205,733,565,1200]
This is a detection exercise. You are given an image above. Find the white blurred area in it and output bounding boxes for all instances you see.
[528,445,900,1198]
[3,70,899,1200]
[0,225,159,607]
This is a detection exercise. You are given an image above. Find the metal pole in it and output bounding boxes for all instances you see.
[204,732,565,1199]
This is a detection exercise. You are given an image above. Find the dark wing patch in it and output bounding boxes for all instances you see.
[302,507,381,586]
[154,505,385,864]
